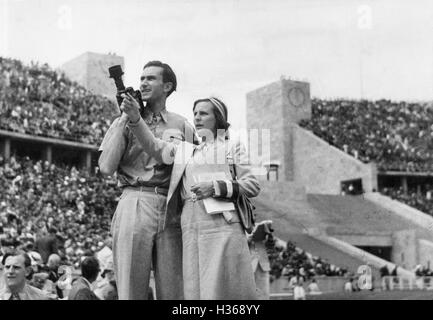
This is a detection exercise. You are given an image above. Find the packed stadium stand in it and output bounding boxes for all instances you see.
[299,98,433,172]
[0,155,120,268]
[299,98,433,218]
[0,57,116,144]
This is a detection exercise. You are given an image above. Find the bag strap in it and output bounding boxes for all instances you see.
[227,141,238,181]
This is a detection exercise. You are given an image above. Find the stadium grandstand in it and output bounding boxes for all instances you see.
[247,78,433,298]
[0,56,116,145]
[300,99,433,218]
[2,54,433,299]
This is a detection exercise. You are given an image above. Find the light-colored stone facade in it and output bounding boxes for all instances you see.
[292,124,378,194]
[392,230,417,270]
[418,239,433,269]
[246,78,377,194]
[246,79,311,181]
[60,52,124,100]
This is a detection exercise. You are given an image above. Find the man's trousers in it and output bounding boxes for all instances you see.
[111,188,183,300]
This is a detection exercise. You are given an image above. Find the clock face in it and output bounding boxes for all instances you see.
[288,87,305,107]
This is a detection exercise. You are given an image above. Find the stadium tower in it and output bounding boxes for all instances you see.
[247,78,433,295]
[60,51,124,114]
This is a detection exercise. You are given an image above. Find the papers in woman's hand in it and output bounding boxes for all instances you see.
[195,172,235,214]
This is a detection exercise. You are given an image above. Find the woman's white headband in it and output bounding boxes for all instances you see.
[208,97,227,122]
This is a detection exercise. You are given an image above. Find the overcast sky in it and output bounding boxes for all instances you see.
[1,0,433,128]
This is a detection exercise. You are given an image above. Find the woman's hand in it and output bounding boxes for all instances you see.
[190,182,214,201]
[120,93,141,123]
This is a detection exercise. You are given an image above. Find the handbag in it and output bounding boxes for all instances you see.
[230,160,256,233]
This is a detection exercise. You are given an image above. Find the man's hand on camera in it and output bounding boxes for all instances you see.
[120,93,141,123]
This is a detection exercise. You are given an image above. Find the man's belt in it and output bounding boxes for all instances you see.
[124,185,168,196]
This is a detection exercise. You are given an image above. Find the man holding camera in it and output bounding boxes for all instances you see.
[99,61,196,300]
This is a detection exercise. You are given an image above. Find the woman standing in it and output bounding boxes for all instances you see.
[121,93,259,299]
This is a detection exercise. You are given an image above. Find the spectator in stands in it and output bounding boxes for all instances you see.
[307,278,321,295]
[96,237,112,273]
[24,242,43,270]
[268,237,346,282]
[0,252,50,300]
[29,272,57,298]
[56,265,73,298]
[68,256,100,300]
[344,278,353,293]
[94,260,118,300]
[380,264,391,290]
[380,264,389,277]
[293,280,306,300]
[35,227,58,264]
[46,253,63,298]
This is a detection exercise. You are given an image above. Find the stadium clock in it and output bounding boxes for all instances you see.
[288,87,305,108]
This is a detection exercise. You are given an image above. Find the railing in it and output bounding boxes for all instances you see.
[270,276,350,294]
[381,276,433,290]
[0,124,101,146]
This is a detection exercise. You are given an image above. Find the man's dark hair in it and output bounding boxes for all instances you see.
[143,61,177,97]
[2,252,31,268]
[1,252,13,266]
[81,256,100,281]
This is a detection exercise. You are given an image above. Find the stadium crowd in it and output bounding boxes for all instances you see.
[380,186,433,217]
[0,155,119,269]
[299,98,433,219]
[0,155,120,299]
[266,236,348,282]
[414,265,433,277]
[0,57,116,144]
[300,98,433,172]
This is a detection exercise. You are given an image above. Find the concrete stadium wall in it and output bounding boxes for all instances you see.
[246,79,311,182]
[60,52,124,104]
[246,79,378,194]
[257,180,307,202]
[247,81,290,181]
[59,53,88,89]
[392,230,417,270]
[333,234,392,247]
[365,192,433,231]
[419,239,433,269]
[292,124,378,195]
[306,229,414,278]
[353,193,433,270]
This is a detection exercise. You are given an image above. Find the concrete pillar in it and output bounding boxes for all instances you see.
[364,162,378,192]
[402,177,408,194]
[85,151,92,170]
[43,145,52,163]
[81,150,92,171]
[0,138,11,160]
[2,138,11,160]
